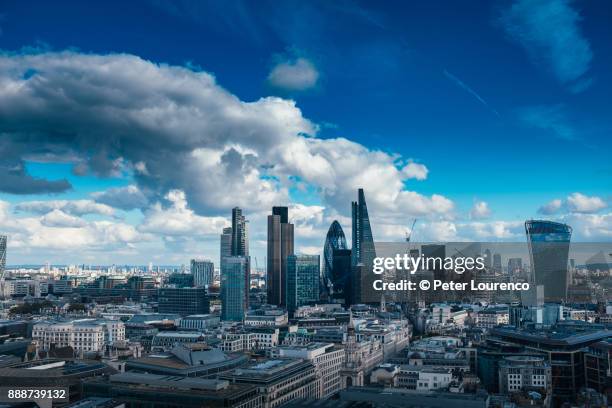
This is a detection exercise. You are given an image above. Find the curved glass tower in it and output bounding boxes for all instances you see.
[525,220,572,303]
[322,220,348,300]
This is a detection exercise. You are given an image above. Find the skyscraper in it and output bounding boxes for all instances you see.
[231,207,248,256]
[267,206,294,306]
[220,227,232,263]
[351,188,377,304]
[0,235,6,279]
[492,253,502,273]
[525,220,572,303]
[221,256,248,321]
[322,221,348,301]
[332,248,352,305]
[286,255,320,315]
[191,259,214,287]
[229,208,250,309]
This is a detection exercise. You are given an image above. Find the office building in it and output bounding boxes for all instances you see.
[498,355,551,395]
[267,206,294,306]
[32,319,125,353]
[322,220,349,301]
[507,257,523,276]
[166,272,194,288]
[158,287,209,316]
[231,207,248,257]
[221,256,248,321]
[286,255,320,315]
[220,227,232,265]
[191,259,214,287]
[525,220,572,302]
[332,248,352,305]
[351,188,377,304]
[270,343,345,398]
[220,359,318,408]
[0,235,5,279]
[422,244,446,280]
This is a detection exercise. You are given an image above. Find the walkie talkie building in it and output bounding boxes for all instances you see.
[525,220,572,303]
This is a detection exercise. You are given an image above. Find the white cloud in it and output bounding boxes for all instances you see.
[538,198,563,215]
[40,209,87,228]
[14,199,115,216]
[402,162,428,180]
[538,193,606,215]
[138,190,229,236]
[470,201,491,220]
[267,57,319,91]
[566,192,607,213]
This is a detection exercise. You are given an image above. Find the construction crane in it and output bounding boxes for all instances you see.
[405,219,418,243]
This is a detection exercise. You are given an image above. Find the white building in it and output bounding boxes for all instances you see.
[475,308,509,328]
[33,319,125,353]
[270,342,345,399]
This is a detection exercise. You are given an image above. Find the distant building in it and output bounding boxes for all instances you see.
[267,206,294,306]
[220,227,232,268]
[286,255,320,315]
[158,287,209,316]
[351,189,377,304]
[191,259,214,287]
[179,314,220,331]
[525,220,572,302]
[221,256,248,321]
[332,249,352,306]
[244,307,288,327]
[322,221,348,301]
[492,253,502,273]
[166,272,194,288]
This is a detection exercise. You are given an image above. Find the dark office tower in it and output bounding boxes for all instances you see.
[286,255,320,315]
[525,220,572,303]
[158,287,209,316]
[220,227,232,261]
[0,235,6,278]
[322,221,348,300]
[351,188,377,304]
[231,208,248,256]
[332,249,352,305]
[267,207,294,306]
[422,244,446,280]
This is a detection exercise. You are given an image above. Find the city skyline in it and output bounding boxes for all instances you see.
[0,1,611,265]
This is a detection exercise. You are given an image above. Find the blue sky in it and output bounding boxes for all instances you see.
[0,0,611,265]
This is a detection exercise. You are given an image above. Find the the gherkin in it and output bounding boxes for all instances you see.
[322,220,348,299]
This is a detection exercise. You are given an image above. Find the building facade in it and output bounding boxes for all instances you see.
[351,189,377,304]
[191,259,214,287]
[267,206,294,306]
[158,287,209,316]
[286,255,320,315]
[322,221,348,301]
[221,256,248,321]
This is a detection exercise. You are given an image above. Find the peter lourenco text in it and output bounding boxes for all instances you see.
[372,254,486,275]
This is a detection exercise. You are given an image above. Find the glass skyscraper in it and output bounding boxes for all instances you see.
[322,220,348,300]
[0,235,6,279]
[351,188,377,304]
[525,220,572,303]
[221,256,248,321]
[286,254,320,315]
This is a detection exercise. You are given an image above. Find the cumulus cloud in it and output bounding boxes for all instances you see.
[92,185,148,211]
[0,200,149,252]
[267,57,319,91]
[538,193,606,215]
[538,198,563,215]
[0,50,454,226]
[14,199,115,216]
[470,201,491,220]
[138,190,229,236]
[566,192,607,213]
[498,0,592,92]
[402,162,428,180]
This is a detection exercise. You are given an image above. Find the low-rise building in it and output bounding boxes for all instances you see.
[33,319,125,354]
